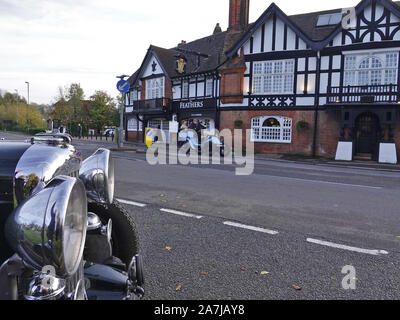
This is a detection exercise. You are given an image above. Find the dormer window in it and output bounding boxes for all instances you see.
[316,13,342,27]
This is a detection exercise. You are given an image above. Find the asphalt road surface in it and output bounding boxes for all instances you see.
[2,132,400,300]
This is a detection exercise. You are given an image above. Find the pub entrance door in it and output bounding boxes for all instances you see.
[355,112,380,159]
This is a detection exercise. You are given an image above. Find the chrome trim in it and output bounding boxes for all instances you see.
[5,176,88,277]
[13,143,82,207]
[79,148,114,204]
[101,219,112,243]
[32,133,72,145]
[72,279,87,300]
[24,273,66,300]
[87,212,102,231]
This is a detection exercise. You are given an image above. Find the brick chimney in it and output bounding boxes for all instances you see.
[228,0,249,32]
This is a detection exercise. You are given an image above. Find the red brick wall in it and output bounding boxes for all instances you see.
[220,68,245,104]
[219,110,340,158]
[165,78,172,100]
[315,111,341,158]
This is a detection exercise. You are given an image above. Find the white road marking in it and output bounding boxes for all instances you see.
[160,208,203,219]
[117,198,147,208]
[223,221,279,235]
[306,238,389,256]
[275,176,383,190]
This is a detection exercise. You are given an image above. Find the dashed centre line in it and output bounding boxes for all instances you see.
[117,198,147,208]
[117,196,391,257]
[306,238,389,256]
[223,221,279,235]
[160,208,203,219]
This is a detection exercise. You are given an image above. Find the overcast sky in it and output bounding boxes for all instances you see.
[0,0,358,105]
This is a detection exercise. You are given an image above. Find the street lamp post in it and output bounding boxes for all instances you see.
[25,81,30,133]
[116,75,129,148]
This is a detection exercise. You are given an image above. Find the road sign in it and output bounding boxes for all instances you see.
[145,128,154,148]
[117,80,130,93]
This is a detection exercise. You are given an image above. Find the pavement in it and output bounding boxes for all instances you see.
[2,131,400,172]
[74,135,400,172]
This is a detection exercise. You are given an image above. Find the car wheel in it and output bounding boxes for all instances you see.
[88,200,140,268]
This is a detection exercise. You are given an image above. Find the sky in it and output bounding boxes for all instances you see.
[0,0,359,105]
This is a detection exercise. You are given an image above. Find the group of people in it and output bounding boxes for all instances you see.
[178,119,207,146]
[179,119,206,133]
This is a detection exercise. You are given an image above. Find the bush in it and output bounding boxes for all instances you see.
[234,120,243,129]
[296,120,310,132]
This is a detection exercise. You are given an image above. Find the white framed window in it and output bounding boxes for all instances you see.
[146,77,164,99]
[127,118,143,132]
[182,80,189,99]
[344,53,398,86]
[147,119,170,131]
[252,60,295,94]
[251,116,292,143]
[129,89,139,105]
[205,77,213,97]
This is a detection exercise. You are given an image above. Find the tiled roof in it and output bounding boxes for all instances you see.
[287,1,400,41]
[128,0,400,84]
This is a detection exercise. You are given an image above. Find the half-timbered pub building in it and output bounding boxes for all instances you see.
[124,0,400,163]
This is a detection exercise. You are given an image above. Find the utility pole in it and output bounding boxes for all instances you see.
[116,74,130,148]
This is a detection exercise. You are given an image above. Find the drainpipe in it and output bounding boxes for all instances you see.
[312,50,321,158]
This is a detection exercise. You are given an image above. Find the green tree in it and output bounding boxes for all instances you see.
[90,91,118,132]
[65,83,84,122]
[0,90,45,133]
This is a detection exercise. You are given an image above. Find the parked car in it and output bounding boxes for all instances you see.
[103,128,115,137]
[0,133,144,300]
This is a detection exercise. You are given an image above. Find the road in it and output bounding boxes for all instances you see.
[2,131,400,299]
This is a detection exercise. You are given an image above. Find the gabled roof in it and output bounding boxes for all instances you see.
[127,31,228,86]
[317,0,400,49]
[226,0,400,56]
[226,2,320,57]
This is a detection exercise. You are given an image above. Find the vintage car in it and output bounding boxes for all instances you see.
[0,133,144,300]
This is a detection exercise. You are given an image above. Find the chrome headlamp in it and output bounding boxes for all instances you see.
[5,176,87,277]
[79,148,114,204]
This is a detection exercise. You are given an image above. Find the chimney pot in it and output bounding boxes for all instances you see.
[228,0,249,32]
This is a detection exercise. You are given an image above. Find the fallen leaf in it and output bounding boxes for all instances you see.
[293,284,302,291]
[200,271,208,276]
[160,194,165,197]
[260,271,270,275]
[165,246,172,251]
[161,200,167,203]
[175,285,182,291]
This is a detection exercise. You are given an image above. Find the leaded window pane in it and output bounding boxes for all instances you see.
[370,70,381,85]
[254,62,263,74]
[264,76,272,93]
[272,75,283,93]
[253,76,262,94]
[386,53,398,68]
[344,56,356,70]
[384,69,397,85]
[274,61,283,74]
[371,58,382,69]
[344,71,356,86]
